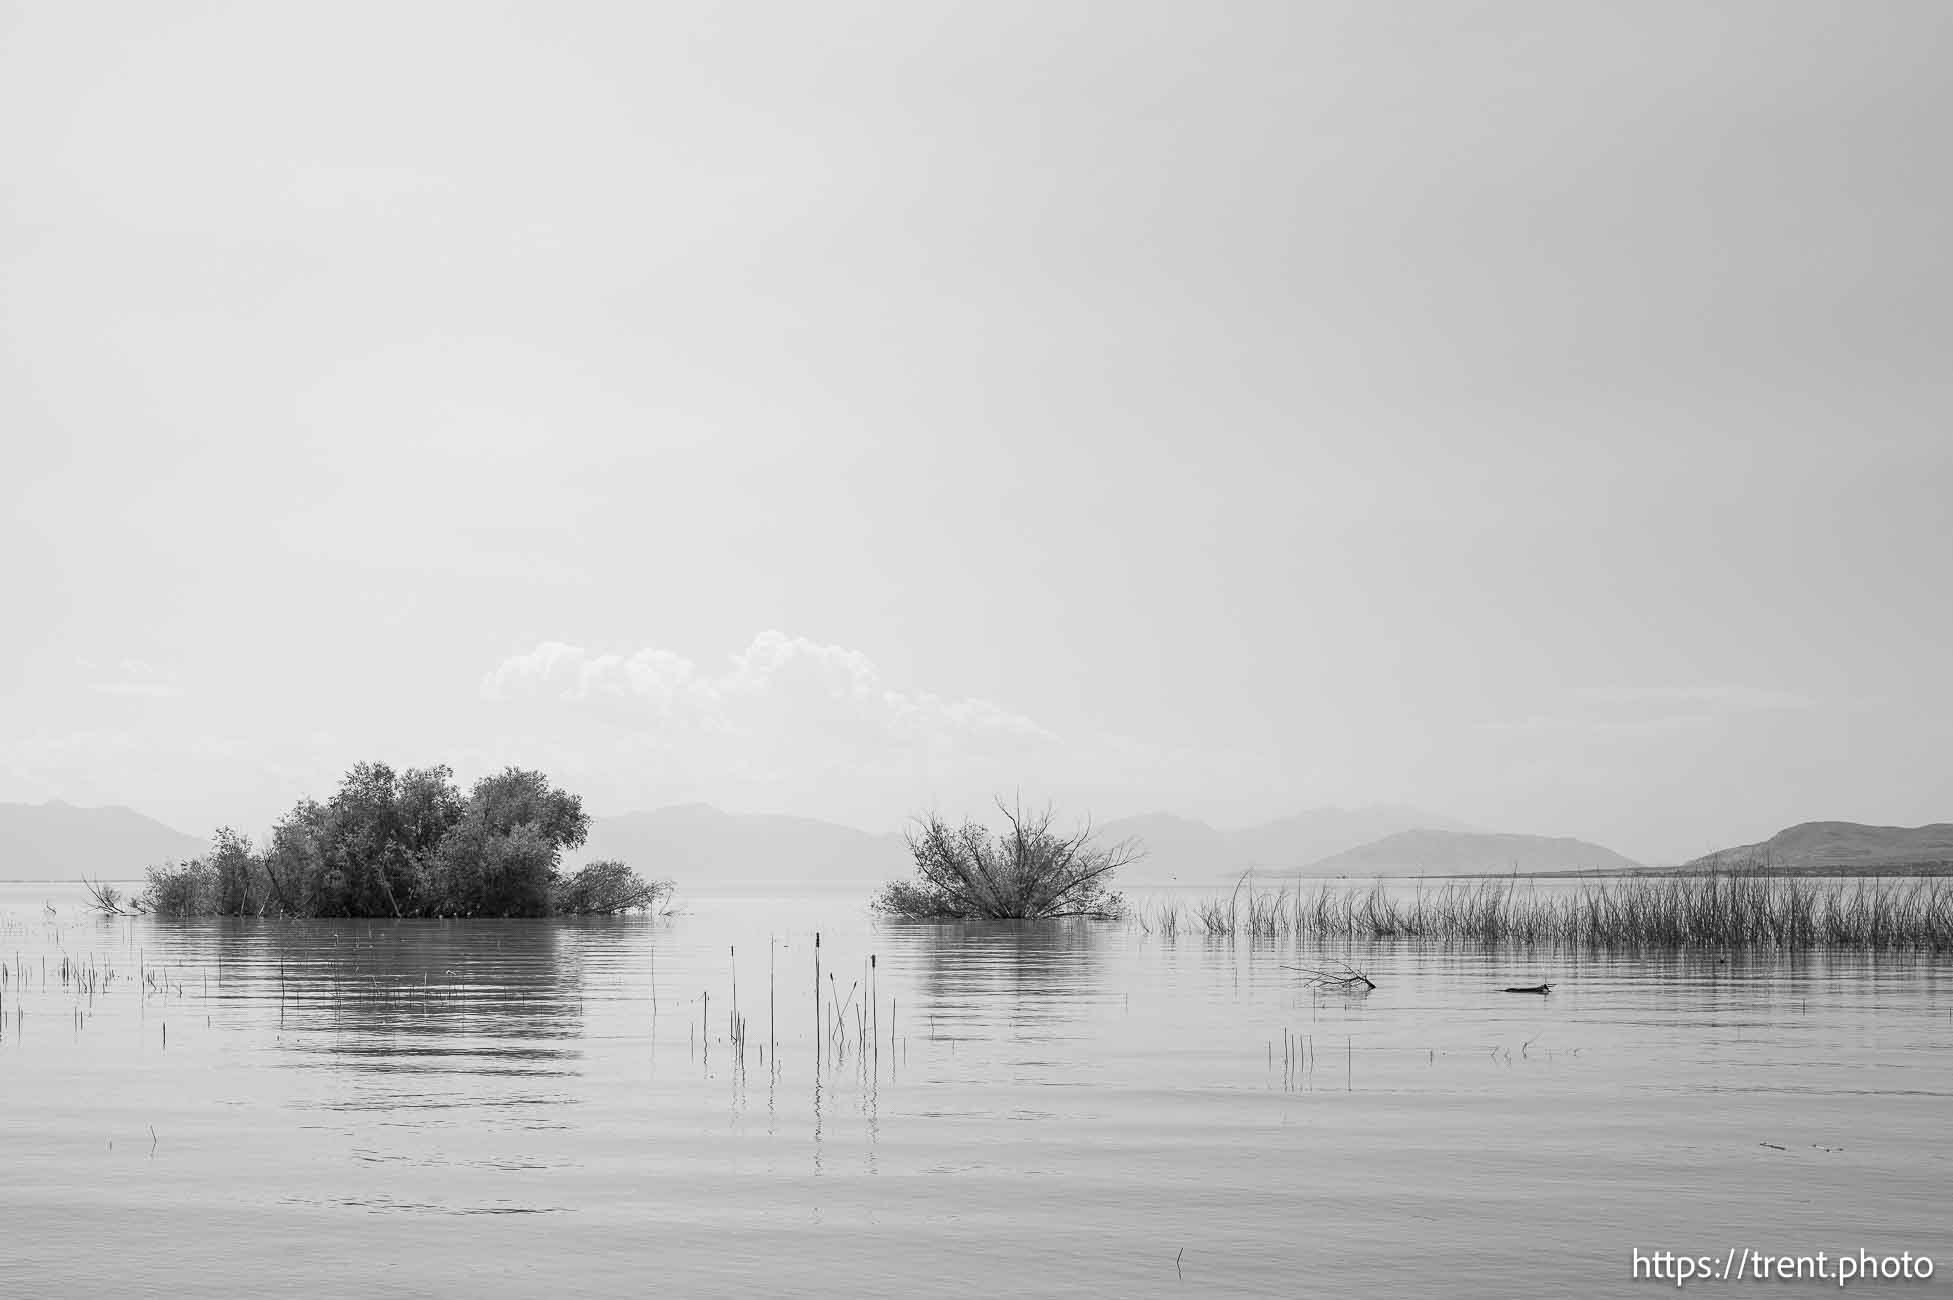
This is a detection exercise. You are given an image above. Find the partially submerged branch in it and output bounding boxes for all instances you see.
[1286,961,1377,992]
[81,877,130,916]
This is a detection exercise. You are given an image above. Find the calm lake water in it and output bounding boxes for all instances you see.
[2,880,1948,1298]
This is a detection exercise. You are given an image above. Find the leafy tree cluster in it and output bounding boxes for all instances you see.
[137,764,668,918]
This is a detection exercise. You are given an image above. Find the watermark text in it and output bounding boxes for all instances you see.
[1633,1248,1935,1287]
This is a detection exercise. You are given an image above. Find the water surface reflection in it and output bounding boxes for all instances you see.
[1,885,1948,1299]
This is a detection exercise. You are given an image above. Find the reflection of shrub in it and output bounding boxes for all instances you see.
[553,860,672,915]
[874,800,1136,920]
[137,763,665,919]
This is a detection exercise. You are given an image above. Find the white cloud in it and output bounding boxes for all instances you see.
[475,633,1309,828]
[284,164,454,214]
[481,640,683,707]
[88,659,184,698]
[90,682,185,698]
[481,631,1058,809]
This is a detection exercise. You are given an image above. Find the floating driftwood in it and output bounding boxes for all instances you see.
[1502,983,1552,994]
[1286,961,1377,992]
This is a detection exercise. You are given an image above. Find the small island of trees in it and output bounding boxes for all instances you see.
[98,763,668,919]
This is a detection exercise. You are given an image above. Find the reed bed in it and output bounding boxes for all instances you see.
[1147,873,1953,951]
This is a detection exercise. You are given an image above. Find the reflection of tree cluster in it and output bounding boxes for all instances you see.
[235,921,593,1086]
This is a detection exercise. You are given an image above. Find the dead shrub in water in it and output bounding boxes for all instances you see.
[874,800,1137,920]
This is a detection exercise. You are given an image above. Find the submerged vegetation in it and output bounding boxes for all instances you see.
[1147,872,1953,951]
[123,763,669,919]
[874,800,1138,920]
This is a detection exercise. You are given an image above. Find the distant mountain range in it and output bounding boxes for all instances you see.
[579,803,912,891]
[0,798,915,890]
[0,801,205,881]
[1308,829,1640,874]
[1686,821,1953,873]
[579,803,1497,890]
[1095,805,1479,881]
[9,799,1946,889]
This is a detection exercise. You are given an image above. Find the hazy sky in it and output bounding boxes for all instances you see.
[3,1,1949,863]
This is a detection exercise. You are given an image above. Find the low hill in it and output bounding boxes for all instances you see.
[1091,812,1234,883]
[1307,829,1640,875]
[1686,821,1953,873]
[580,803,912,892]
[0,800,206,881]
[1231,805,1479,871]
[1097,805,1473,882]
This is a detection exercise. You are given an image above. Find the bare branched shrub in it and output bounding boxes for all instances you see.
[874,799,1137,920]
